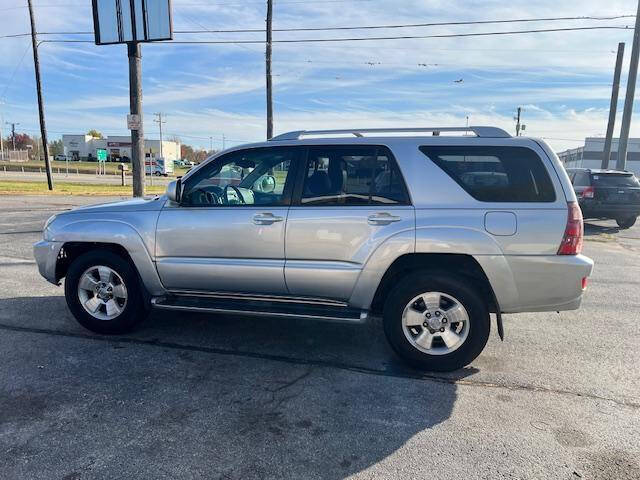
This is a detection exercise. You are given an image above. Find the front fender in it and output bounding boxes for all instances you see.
[49,218,166,296]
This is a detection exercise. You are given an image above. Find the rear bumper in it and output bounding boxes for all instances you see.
[33,240,64,285]
[580,201,640,218]
[501,254,594,313]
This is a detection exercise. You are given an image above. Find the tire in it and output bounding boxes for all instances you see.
[383,271,490,372]
[64,250,148,334]
[616,216,637,229]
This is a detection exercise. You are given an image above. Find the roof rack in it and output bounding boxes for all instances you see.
[269,126,511,141]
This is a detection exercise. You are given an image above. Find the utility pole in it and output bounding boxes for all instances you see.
[515,107,522,136]
[128,42,144,197]
[209,136,213,153]
[6,122,19,151]
[154,112,166,159]
[265,0,274,139]
[27,0,53,190]
[617,0,640,171]
[0,104,4,160]
[603,42,625,169]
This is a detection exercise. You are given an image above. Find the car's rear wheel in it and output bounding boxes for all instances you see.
[616,216,637,229]
[64,250,147,334]
[383,271,490,372]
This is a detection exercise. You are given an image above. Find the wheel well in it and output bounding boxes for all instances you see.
[55,242,135,282]
[370,253,498,314]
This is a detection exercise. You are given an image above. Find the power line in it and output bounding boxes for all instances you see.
[160,25,632,44]
[33,24,630,47]
[0,43,32,101]
[172,15,636,33]
[1,14,634,40]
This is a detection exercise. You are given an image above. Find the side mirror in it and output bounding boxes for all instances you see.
[256,175,276,193]
[166,179,181,203]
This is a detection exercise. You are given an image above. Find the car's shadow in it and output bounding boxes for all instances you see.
[584,221,620,237]
[0,295,477,479]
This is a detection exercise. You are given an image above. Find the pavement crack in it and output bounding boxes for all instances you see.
[270,368,313,392]
[0,322,637,410]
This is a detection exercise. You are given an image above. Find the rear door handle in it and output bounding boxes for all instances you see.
[252,213,284,225]
[367,212,402,225]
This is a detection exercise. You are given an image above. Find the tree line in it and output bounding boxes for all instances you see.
[2,131,215,164]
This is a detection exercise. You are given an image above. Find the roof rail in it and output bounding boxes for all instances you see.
[269,126,511,141]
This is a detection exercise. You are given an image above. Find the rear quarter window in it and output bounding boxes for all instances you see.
[419,146,556,202]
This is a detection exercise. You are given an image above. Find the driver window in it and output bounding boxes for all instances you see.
[181,147,297,207]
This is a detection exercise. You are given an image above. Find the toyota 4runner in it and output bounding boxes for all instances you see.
[34,127,594,371]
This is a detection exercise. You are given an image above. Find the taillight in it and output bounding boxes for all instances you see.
[557,202,583,255]
[582,186,595,199]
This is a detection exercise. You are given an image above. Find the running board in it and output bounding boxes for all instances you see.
[151,295,368,324]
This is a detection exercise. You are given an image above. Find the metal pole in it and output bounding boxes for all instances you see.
[515,107,522,137]
[128,42,145,197]
[266,0,273,139]
[156,113,164,159]
[603,42,625,169]
[27,0,53,190]
[617,0,640,171]
[11,123,16,150]
[0,108,4,160]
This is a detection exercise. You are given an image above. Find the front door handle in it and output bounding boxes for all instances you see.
[367,212,402,225]
[253,213,284,225]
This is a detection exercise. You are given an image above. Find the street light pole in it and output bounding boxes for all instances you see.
[603,42,625,169]
[27,0,53,190]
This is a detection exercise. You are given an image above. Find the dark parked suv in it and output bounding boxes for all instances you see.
[567,168,640,229]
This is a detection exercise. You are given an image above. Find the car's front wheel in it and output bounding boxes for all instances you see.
[616,216,637,229]
[383,271,490,372]
[64,250,147,334]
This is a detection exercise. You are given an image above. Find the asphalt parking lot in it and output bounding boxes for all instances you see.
[1,195,639,480]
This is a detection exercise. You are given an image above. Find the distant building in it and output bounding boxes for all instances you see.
[62,134,180,162]
[557,138,640,175]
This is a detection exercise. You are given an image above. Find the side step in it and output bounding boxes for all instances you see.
[151,294,368,324]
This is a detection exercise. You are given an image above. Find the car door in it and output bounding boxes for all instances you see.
[284,145,414,301]
[155,146,301,294]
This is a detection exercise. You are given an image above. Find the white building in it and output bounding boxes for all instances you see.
[557,138,640,175]
[62,134,180,162]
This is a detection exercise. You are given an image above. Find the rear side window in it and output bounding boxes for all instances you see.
[592,174,640,187]
[573,171,591,187]
[301,145,410,205]
[419,146,556,202]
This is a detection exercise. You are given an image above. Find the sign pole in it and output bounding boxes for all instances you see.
[128,42,145,197]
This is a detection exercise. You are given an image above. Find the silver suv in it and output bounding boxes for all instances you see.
[34,127,594,371]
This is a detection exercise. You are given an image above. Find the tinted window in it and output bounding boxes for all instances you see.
[181,147,298,207]
[419,146,556,202]
[592,174,640,187]
[573,171,591,187]
[301,146,409,205]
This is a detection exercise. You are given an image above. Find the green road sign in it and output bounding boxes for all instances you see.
[96,149,108,161]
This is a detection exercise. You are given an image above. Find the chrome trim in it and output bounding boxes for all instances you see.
[166,290,349,307]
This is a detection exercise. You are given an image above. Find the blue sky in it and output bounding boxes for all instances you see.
[0,0,639,152]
